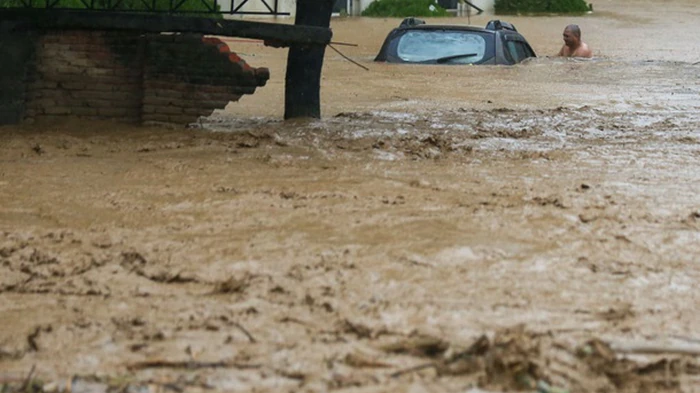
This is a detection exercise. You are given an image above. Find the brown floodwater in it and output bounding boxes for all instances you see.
[2,1,700,392]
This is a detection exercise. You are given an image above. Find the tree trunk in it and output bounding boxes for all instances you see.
[284,0,334,119]
[0,29,35,125]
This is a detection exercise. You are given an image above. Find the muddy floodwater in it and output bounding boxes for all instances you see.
[3,0,700,392]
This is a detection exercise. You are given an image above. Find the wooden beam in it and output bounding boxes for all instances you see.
[0,9,332,45]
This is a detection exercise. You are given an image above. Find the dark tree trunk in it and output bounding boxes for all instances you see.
[284,0,334,119]
[0,29,35,125]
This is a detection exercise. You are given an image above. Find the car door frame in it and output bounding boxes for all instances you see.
[500,32,537,64]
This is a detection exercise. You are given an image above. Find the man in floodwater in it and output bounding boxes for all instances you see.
[558,24,593,58]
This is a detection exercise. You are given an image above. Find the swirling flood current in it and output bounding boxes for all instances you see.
[2,1,700,392]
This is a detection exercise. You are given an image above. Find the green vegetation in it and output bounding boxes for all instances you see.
[362,0,449,17]
[495,0,590,14]
[0,0,222,14]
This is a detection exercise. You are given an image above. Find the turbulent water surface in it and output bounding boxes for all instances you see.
[2,1,700,392]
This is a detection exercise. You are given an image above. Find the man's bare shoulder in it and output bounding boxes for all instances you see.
[575,43,593,58]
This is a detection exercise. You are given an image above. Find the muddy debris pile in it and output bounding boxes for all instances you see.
[3,325,700,392]
[382,326,700,393]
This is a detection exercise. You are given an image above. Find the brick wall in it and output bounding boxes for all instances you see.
[142,34,269,125]
[22,30,269,126]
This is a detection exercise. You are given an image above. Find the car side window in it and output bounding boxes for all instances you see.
[505,40,534,63]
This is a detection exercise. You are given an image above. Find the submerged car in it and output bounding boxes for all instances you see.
[374,18,536,65]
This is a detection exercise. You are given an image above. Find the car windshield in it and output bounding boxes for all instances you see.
[396,30,489,64]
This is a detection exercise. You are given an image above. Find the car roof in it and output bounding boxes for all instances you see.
[392,18,521,35]
[395,24,496,34]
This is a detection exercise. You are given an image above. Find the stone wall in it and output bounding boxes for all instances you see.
[5,30,269,126]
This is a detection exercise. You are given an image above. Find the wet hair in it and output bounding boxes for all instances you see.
[565,24,581,38]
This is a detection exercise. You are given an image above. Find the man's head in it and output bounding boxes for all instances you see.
[562,24,581,48]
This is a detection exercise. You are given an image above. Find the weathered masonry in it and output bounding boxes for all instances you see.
[0,5,333,126]
[2,30,269,125]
